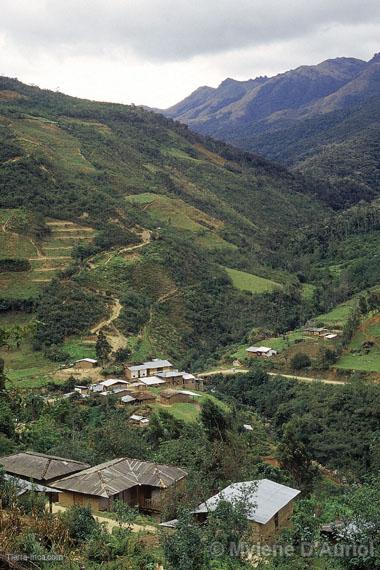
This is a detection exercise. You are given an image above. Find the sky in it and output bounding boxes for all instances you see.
[0,0,379,108]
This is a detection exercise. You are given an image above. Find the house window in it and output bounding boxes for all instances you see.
[274,512,279,530]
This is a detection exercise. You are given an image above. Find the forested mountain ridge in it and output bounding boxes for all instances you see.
[163,54,380,208]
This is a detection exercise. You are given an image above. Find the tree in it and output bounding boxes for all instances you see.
[200,400,230,441]
[278,421,318,491]
[114,347,131,363]
[0,358,7,392]
[95,330,111,363]
[290,352,311,370]
[316,347,337,370]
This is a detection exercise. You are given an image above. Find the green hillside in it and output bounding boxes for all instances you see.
[0,76,331,381]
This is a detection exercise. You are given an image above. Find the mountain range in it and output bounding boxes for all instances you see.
[163,54,380,208]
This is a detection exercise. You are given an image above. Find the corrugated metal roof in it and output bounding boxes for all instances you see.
[75,358,97,363]
[140,376,166,386]
[99,379,129,388]
[51,458,187,498]
[192,479,300,525]
[4,474,61,496]
[127,359,173,372]
[0,452,90,482]
[121,395,136,403]
[246,346,273,353]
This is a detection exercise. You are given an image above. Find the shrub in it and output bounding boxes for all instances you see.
[290,352,311,370]
[61,506,99,543]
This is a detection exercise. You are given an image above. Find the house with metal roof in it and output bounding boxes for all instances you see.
[0,452,90,485]
[191,479,300,544]
[124,359,173,380]
[51,458,187,513]
[74,358,98,369]
[246,346,277,358]
[3,474,61,512]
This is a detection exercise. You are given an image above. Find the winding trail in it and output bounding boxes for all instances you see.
[91,298,123,335]
[199,367,347,385]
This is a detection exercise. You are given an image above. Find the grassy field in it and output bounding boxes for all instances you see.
[335,314,380,373]
[125,193,234,251]
[12,116,96,175]
[2,343,56,388]
[224,267,281,294]
[150,391,229,423]
[63,338,96,361]
[316,299,357,329]
[335,351,380,373]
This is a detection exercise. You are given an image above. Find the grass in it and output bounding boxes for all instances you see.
[125,193,234,251]
[335,350,380,373]
[150,391,229,423]
[316,299,357,329]
[224,267,281,294]
[2,343,56,388]
[12,117,96,175]
[63,338,96,360]
[335,314,380,373]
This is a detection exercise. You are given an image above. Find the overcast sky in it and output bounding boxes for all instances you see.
[0,0,379,108]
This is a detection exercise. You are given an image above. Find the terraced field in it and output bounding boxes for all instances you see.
[0,212,96,298]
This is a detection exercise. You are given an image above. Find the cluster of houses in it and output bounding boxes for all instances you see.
[0,450,300,544]
[303,326,340,340]
[70,358,204,412]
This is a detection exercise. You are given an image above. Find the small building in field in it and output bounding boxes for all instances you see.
[51,458,187,513]
[120,394,137,405]
[125,359,173,380]
[129,414,150,427]
[0,452,90,486]
[191,479,300,544]
[159,389,201,405]
[303,327,328,337]
[246,346,277,358]
[74,358,98,369]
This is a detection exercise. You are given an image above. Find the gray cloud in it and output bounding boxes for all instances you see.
[1,0,380,61]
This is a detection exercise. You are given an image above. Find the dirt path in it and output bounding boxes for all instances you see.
[199,367,346,385]
[91,298,123,334]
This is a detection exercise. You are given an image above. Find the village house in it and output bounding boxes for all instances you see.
[246,346,278,358]
[188,479,300,544]
[159,389,201,405]
[74,358,98,369]
[51,458,187,513]
[0,452,90,486]
[157,370,204,391]
[129,414,150,427]
[120,394,137,404]
[124,359,173,380]
[130,391,157,404]
[90,379,129,393]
